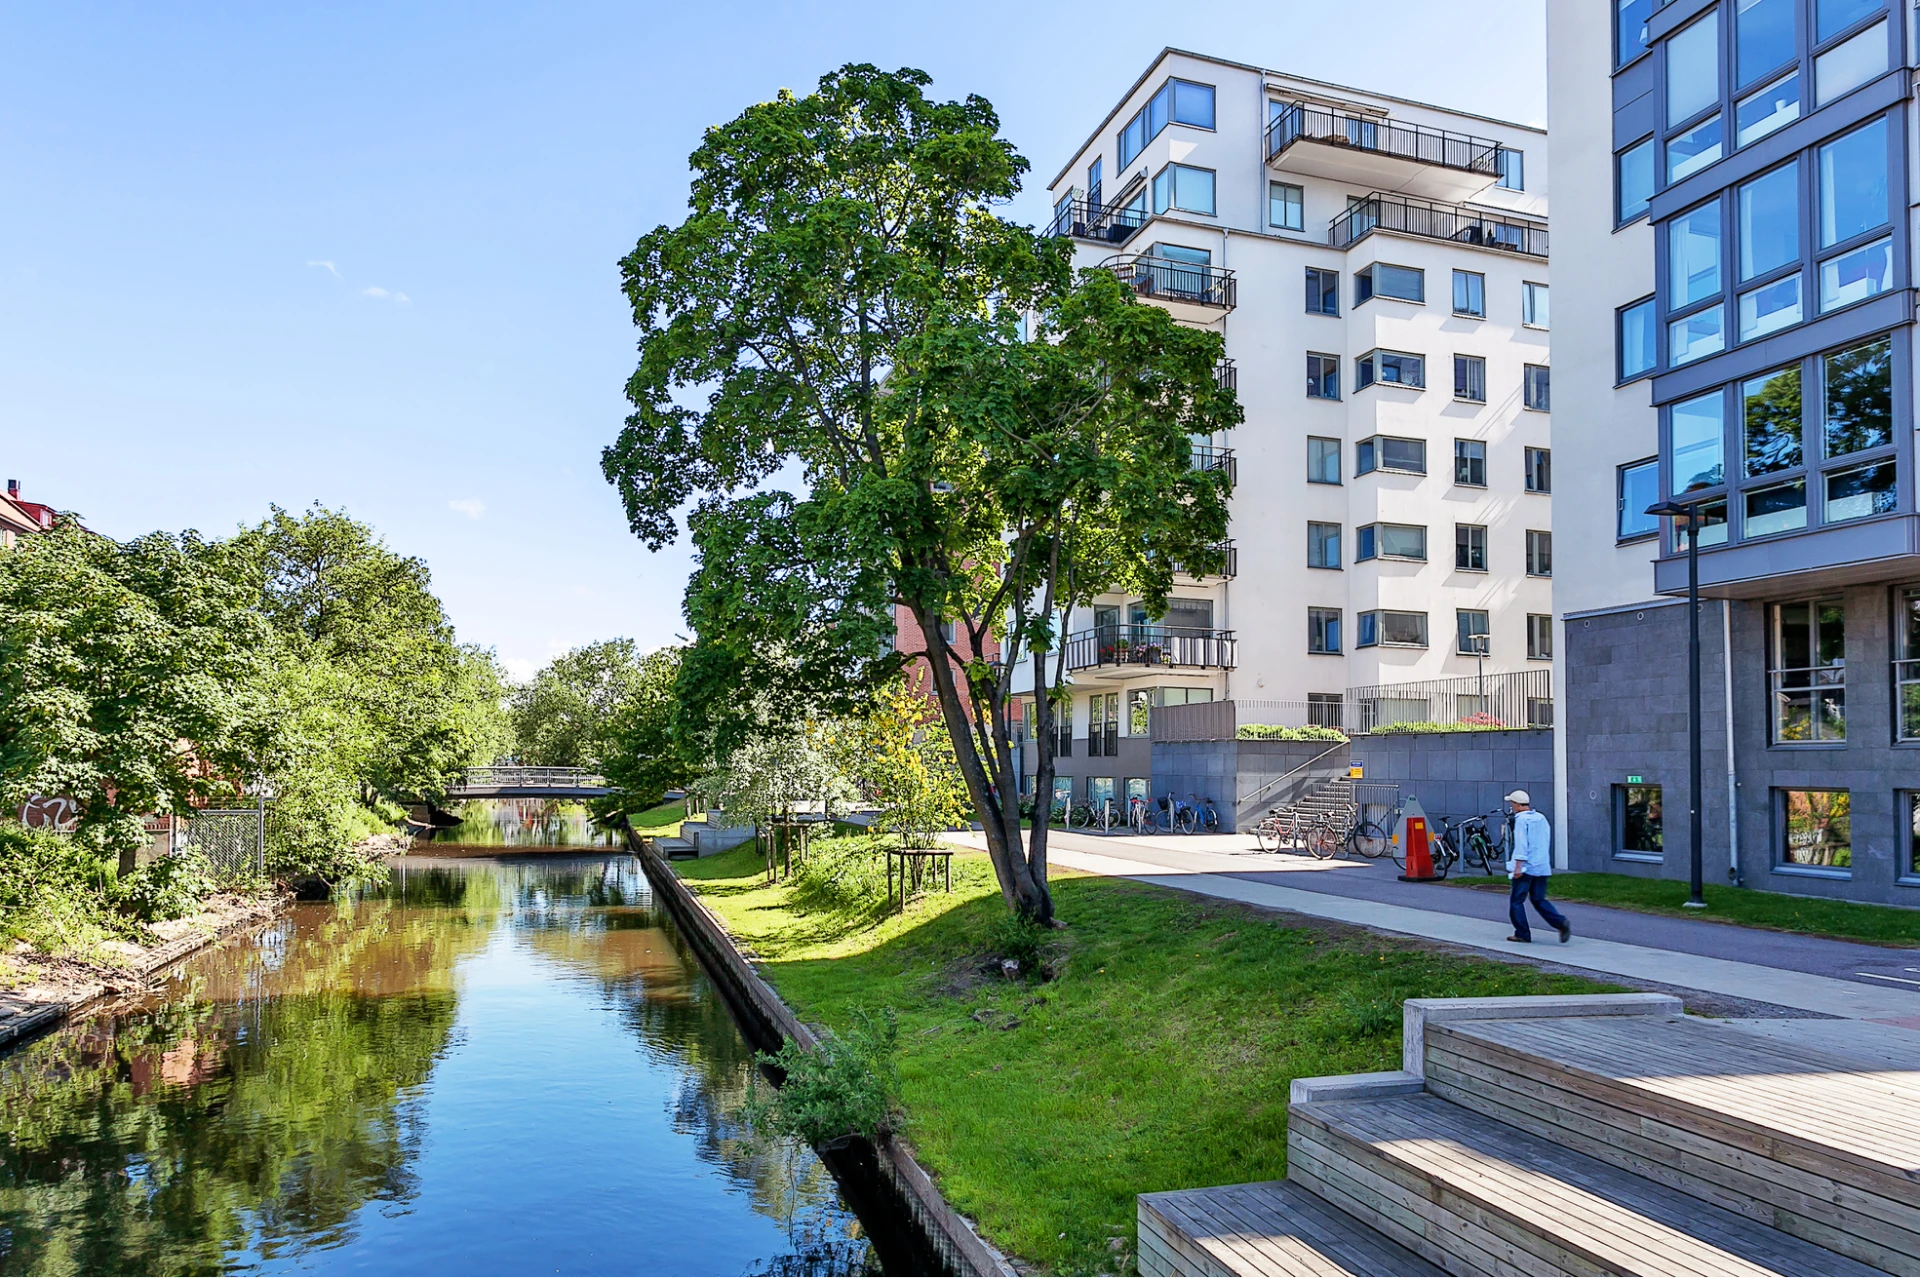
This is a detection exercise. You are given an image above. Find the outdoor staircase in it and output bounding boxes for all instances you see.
[1138,994,1920,1276]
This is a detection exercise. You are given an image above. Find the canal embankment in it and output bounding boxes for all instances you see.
[657,837,1623,1275]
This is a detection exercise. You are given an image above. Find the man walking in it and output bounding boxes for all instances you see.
[1504,790,1570,944]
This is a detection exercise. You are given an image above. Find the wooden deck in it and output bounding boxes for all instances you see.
[1138,1180,1439,1277]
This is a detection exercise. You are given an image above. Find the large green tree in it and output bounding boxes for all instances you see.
[511,638,649,770]
[605,66,1236,921]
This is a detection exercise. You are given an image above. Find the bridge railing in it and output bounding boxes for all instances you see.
[454,766,609,791]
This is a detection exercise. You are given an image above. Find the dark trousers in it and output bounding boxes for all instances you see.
[1509,873,1568,941]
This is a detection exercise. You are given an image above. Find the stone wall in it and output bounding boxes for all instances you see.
[1153,738,1351,831]
[1349,728,1555,829]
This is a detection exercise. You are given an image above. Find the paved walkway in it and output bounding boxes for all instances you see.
[950,830,1920,1025]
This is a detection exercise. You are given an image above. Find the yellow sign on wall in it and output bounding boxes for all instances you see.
[1348,765,1364,779]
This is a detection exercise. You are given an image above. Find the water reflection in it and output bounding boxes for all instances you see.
[428,799,619,849]
[0,856,877,1276]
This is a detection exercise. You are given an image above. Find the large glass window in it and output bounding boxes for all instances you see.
[1307,521,1342,569]
[1670,306,1727,365]
[1455,355,1487,402]
[1671,201,1723,305]
[1668,10,1721,126]
[1739,162,1799,280]
[1737,0,1796,87]
[1307,437,1342,483]
[1825,461,1895,521]
[1742,367,1802,476]
[1737,71,1800,147]
[1819,118,1888,248]
[1619,297,1658,379]
[1671,391,1727,491]
[1305,267,1339,315]
[1672,497,1731,550]
[1895,589,1920,741]
[1455,524,1488,571]
[1269,181,1304,231]
[1455,439,1486,487]
[1746,478,1808,535]
[1152,163,1215,216]
[1779,789,1851,867]
[1355,437,1426,476]
[1771,600,1846,741]
[1815,19,1887,106]
[1739,273,1803,340]
[1818,0,1884,42]
[1307,352,1341,400]
[1356,263,1424,304]
[1668,114,1725,183]
[1453,270,1485,317]
[1619,784,1664,856]
[1118,78,1215,166]
[1456,610,1491,656]
[1356,523,1426,560]
[1619,0,1654,64]
[1619,458,1662,539]
[1356,350,1424,390]
[1308,607,1342,655]
[1619,139,1655,221]
[1823,334,1892,457]
[1819,235,1892,312]
[1357,610,1428,648]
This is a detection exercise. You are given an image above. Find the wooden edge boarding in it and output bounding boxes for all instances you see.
[625,820,1019,1278]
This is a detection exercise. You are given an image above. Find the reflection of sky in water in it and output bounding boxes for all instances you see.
[0,857,876,1277]
[437,799,622,848]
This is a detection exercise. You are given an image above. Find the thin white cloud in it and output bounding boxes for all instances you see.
[362,285,411,303]
[307,260,343,279]
[448,498,485,520]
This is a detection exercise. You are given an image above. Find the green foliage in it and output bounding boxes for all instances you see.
[1236,724,1348,741]
[983,909,1047,975]
[594,645,693,817]
[789,835,894,916]
[1371,720,1522,735]
[841,679,969,848]
[0,825,137,956]
[115,851,218,923]
[698,721,853,827]
[511,638,643,769]
[745,1007,901,1147]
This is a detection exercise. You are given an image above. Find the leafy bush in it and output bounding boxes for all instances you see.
[117,851,217,922]
[1236,724,1347,741]
[789,834,893,914]
[986,910,1049,976]
[1371,720,1522,735]
[744,1007,901,1146]
[0,825,138,955]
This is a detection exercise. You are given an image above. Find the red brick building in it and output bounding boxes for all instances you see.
[0,479,56,550]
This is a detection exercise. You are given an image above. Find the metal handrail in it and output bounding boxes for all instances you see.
[455,766,609,789]
[1168,541,1238,579]
[1266,101,1506,176]
[1046,197,1149,245]
[1190,445,1237,486]
[1237,741,1351,809]
[1331,192,1548,258]
[1101,254,1237,310]
[1063,625,1236,672]
[1215,358,1237,392]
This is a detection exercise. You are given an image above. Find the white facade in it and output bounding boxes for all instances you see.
[1018,49,1552,794]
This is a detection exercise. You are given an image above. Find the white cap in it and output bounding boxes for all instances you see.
[1505,789,1531,805]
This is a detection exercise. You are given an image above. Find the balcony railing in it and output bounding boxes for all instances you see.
[1266,101,1506,179]
[1102,254,1237,311]
[1169,540,1237,579]
[1215,358,1237,392]
[1064,624,1237,672]
[1190,445,1237,486]
[1332,193,1548,257]
[1045,197,1149,246]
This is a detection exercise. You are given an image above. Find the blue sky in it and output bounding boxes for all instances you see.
[0,2,1545,680]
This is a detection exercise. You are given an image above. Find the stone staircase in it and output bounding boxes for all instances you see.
[1139,994,1920,1275]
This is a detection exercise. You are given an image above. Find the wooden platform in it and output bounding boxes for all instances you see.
[1290,1091,1875,1277]
[1138,1180,1440,1277]
[1425,1015,1920,1273]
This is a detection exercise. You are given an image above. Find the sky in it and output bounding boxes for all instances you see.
[0,2,1546,681]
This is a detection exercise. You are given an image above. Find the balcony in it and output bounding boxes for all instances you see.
[1064,624,1237,676]
[1045,197,1148,247]
[1215,358,1237,392]
[1331,192,1548,258]
[1171,540,1237,580]
[1190,444,1236,487]
[1266,101,1510,202]
[1101,254,1237,320]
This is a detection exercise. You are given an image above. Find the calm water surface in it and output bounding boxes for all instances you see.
[0,856,878,1276]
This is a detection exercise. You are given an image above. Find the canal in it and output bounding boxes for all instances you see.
[0,855,882,1276]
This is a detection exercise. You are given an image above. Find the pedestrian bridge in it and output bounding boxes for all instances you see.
[446,766,612,800]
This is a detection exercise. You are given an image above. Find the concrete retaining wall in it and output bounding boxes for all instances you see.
[1153,738,1352,832]
[1349,729,1554,828]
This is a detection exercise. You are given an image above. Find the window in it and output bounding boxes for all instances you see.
[1619,297,1657,380]
[1618,138,1655,221]
[1739,162,1799,281]
[1357,610,1428,648]
[1527,613,1554,660]
[1771,600,1846,742]
[1497,148,1524,191]
[1055,695,1072,757]
[1618,0,1654,65]
[1308,607,1342,655]
[1819,118,1888,248]
[1307,352,1341,400]
[1672,497,1731,550]
[1671,200,1723,306]
[1356,522,1426,561]
[1617,784,1664,857]
[1669,114,1724,183]
[1826,461,1895,522]
[1815,20,1888,106]
[1453,270,1485,317]
[1307,437,1342,484]
[1522,282,1549,328]
[1307,692,1345,728]
[1454,439,1486,487]
[1456,610,1491,656]
[1355,263,1423,305]
[1737,0,1795,87]
[1118,77,1215,166]
[1355,437,1426,476]
[1671,390,1727,491]
[1619,458,1661,540]
[1524,365,1551,411]
[1305,267,1339,315]
[1818,0,1884,42]
[1819,235,1892,312]
[1668,10,1721,126]
[1737,71,1801,147]
[1356,350,1424,390]
[1823,334,1891,457]
[1455,524,1488,572]
[1307,522,1342,569]
[1526,530,1553,577]
[1525,447,1552,493]
[1671,305,1727,365]
[1746,478,1808,535]
[1779,789,1852,869]
[1740,272,1803,340]
[1086,156,1103,207]
[1742,366,1802,478]
[1152,163,1216,216]
[1269,181,1303,231]
[1454,355,1487,403]
[1895,589,1920,741]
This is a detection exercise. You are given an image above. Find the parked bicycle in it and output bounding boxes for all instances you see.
[1128,794,1158,835]
[1460,809,1510,875]
[1157,793,1198,834]
[1253,805,1311,852]
[1189,794,1221,834]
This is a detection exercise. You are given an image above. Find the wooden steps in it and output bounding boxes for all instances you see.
[654,836,699,860]
[1138,1180,1440,1277]
[1289,1091,1876,1277]
[1423,1014,1920,1273]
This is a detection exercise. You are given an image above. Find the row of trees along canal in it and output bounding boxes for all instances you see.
[602,64,1240,924]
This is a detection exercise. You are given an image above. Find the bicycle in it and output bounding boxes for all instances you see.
[1304,803,1354,860]
[1127,795,1158,835]
[1253,805,1311,852]
[1189,794,1221,834]
[1392,811,1460,876]
[1459,810,1508,875]
[1158,794,1197,835]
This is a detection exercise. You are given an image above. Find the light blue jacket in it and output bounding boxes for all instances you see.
[1508,810,1553,877]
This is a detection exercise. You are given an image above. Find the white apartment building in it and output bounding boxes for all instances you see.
[1014,49,1554,812]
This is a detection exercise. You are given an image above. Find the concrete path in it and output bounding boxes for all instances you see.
[950,830,1920,1025]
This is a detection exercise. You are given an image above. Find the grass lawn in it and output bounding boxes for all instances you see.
[677,844,1617,1274]
[628,799,697,838]
[1445,872,1920,947]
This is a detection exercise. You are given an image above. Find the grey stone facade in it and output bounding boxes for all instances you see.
[1565,590,1920,906]
[1349,729,1554,829]
[1153,738,1351,831]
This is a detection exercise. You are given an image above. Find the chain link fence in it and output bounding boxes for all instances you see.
[181,808,264,878]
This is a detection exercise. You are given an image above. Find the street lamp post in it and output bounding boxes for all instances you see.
[1647,495,1710,909]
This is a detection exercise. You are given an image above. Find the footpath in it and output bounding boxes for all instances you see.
[949,829,1920,1040]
